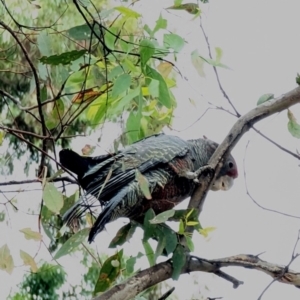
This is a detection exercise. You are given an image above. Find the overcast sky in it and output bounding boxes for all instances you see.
[1,0,300,299]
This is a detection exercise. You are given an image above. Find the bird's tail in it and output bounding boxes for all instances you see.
[88,186,129,243]
[59,149,90,178]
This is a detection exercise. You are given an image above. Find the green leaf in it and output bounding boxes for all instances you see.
[167,3,200,15]
[68,24,102,40]
[199,226,216,237]
[0,244,14,274]
[37,31,51,56]
[54,228,89,259]
[143,240,155,266]
[161,226,178,255]
[163,33,185,52]
[19,228,43,241]
[114,6,141,18]
[20,250,38,273]
[215,47,223,63]
[112,74,131,98]
[185,235,194,252]
[109,222,137,248]
[155,228,166,260]
[60,190,79,216]
[140,39,155,70]
[145,65,172,108]
[172,244,186,280]
[135,169,152,199]
[296,73,300,85]
[152,14,167,36]
[149,209,175,224]
[287,109,300,138]
[257,93,274,106]
[43,182,64,214]
[178,219,185,234]
[104,27,118,50]
[143,209,156,241]
[40,50,86,65]
[113,86,140,114]
[191,49,205,77]
[94,250,123,294]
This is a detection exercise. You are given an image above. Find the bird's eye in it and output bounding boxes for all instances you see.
[228,161,234,169]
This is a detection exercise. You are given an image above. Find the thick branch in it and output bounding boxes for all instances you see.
[95,254,300,300]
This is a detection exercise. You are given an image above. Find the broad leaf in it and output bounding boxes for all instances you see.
[109,222,137,248]
[93,250,123,295]
[172,244,186,280]
[112,74,131,98]
[19,228,42,241]
[20,250,38,273]
[0,244,14,274]
[43,182,64,214]
[163,33,185,52]
[143,240,155,266]
[149,209,175,224]
[140,39,155,70]
[54,228,89,259]
[40,50,86,65]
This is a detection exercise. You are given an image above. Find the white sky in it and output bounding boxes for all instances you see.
[1,0,300,299]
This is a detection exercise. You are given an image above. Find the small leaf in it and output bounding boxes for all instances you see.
[109,222,137,248]
[68,24,102,40]
[143,240,155,266]
[54,228,89,259]
[94,250,123,294]
[145,65,172,108]
[140,39,155,70]
[199,226,216,238]
[296,73,300,86]
[114,6,141,18]
[185,235,194,252]
[135,169,152,199]
[163,33,185,52]
[143,209,156,241]
[149,209,175,224]
[191,50,205,77]
[0,244,14,274]
[20,250,38,273]
[287,109,300,139]
[172,244,186,280]
[111,74,131,98]
[257,93,274,106]
[40,50,86,65]
[43,182,64,214]
[152,14,167,36]
[178,219,185,234]
[161,226,178,255]
[19,228,42,241]
[166,3,200,15]
[157,62,173,78]
[186,221,198,226]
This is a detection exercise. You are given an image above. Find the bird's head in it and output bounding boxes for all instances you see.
[211,155,238,191]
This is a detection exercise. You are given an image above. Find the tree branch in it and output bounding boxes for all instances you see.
[95,253,300,300]
[188,86,300,218]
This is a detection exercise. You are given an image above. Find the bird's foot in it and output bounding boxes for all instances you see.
[184,165,213,183]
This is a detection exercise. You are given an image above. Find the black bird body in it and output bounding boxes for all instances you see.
[60,134,238,242]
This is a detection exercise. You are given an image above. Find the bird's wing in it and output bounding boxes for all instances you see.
[62,134,190,225]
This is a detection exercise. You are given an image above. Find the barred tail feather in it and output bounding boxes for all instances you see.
[88,186,129,243]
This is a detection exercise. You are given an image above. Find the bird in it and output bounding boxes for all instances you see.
[59,133,238,243]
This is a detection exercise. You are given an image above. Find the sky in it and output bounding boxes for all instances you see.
[1,0,300,299]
